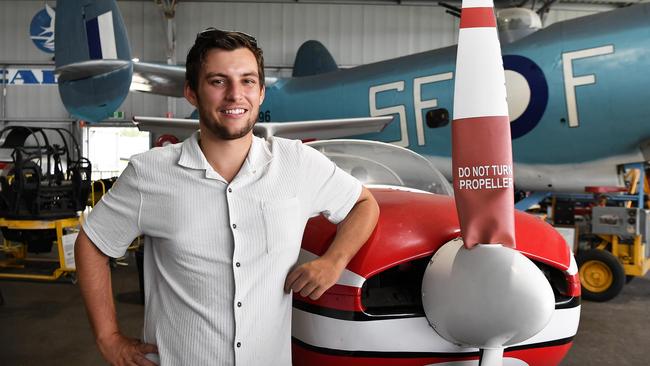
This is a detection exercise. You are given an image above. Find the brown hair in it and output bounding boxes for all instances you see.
[185,29,264,91]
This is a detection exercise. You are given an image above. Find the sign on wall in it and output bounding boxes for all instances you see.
[29,4,56,54]
[1,68,57,85]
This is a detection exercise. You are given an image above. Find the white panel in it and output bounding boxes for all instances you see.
[98,11,118,59]
[453,27,508,119]
[5,84,69,120]
[462,0,495,8]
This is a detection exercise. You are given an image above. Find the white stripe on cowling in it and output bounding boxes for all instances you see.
[461,0,496,8]
[453,27,508,120]
[297,249,366,288]
[97,11,117,59]
[292,305,580,352]
[426,359,529,366]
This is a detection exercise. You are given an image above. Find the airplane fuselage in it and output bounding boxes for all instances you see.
[262,4,650,191]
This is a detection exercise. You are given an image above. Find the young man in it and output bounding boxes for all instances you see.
[75,29,379,365]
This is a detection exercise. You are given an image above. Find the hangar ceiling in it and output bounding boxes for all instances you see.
[131,0,650,5]
[121,0,650,23]
[111,0,650,5]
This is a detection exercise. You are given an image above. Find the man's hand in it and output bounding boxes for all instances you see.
[285,186,379,301]
[284,257,345,300]
[97,332,159,366]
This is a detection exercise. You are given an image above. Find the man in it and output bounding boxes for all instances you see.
[75,28,379,366]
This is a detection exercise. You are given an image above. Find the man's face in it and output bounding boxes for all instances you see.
[185,48,265,141]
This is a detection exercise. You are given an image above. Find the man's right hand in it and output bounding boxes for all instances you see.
[97,332,159,366]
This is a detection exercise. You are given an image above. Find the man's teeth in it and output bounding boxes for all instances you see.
[223,108,245,115]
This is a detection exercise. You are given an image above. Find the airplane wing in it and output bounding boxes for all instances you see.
[57,61,278,98]
[131,62,185,97]
[132,115,394,140]
[56,60,131,82]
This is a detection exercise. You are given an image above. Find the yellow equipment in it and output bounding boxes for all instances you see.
[573,164,650,302]
[0,217,80,282]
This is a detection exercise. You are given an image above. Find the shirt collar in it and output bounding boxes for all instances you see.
[178,131,209,170]
[178,131,273,176]
[242,135,273,174]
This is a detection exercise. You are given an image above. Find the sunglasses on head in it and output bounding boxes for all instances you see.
[195,27,257,47]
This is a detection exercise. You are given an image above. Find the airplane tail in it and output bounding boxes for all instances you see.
[292,40,339,77]
[55,0,132,123]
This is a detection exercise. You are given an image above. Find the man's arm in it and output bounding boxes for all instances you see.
[75,229,157,365]
[284,186,379,300]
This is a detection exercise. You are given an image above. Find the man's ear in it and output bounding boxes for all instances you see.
[184,82,198,107]
[259,85,265,105]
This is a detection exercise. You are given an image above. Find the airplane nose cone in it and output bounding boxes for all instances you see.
[421,239,554,349]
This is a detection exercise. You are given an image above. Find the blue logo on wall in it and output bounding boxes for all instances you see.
[30,4,56,54]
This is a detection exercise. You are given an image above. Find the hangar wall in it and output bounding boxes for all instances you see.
[0,0,614,125]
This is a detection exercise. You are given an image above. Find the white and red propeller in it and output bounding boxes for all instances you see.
[421,1,554,365]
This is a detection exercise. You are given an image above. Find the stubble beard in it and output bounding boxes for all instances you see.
[198,101,258,141]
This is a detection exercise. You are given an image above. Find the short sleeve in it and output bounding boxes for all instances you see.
[299,144,362,224]
[82,163,142,258]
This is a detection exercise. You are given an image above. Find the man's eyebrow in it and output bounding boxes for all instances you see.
[204,72,228,78]
[204,71,259,78]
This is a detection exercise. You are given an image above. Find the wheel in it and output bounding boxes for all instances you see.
[577,249,625,302]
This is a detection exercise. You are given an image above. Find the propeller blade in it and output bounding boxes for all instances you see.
[452,0,515,249]
[421,2,555,366]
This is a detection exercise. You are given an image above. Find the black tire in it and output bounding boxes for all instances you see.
[577,249,625,302]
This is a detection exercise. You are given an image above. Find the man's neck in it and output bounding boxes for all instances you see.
[198,129,253,183]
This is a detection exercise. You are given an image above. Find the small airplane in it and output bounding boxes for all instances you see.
[55,1,580,365]
[55,0,650,193]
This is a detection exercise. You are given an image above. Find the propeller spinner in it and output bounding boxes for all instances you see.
[421,1,554,365]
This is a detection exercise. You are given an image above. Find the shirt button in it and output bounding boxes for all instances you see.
[232,223,237,229]
[228,187,232,193]
[237,302,242,307]
[235,262,241,268]
[236,342,241,348]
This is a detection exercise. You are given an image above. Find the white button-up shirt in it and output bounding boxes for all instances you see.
[83,132,362,365]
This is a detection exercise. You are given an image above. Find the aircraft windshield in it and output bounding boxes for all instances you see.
[308,139,452,196]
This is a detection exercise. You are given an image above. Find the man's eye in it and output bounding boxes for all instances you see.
[244,79,256,85]
[210,79,225,85]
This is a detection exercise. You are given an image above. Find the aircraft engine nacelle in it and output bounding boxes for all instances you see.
[292,189,581,365]
[292,141,581,364]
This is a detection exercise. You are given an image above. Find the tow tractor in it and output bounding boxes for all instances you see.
[545,163,650,301]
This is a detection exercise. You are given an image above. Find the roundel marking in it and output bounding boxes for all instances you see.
[503,55,548,139]
[30,5,56,54]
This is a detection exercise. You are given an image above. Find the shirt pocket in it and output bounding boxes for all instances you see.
[261,197,301,254]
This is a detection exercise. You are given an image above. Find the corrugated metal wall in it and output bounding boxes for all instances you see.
[0,0,614,124]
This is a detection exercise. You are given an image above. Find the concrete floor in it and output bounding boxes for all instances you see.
[1,253,649,365]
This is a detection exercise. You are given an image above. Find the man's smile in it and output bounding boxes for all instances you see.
[220,107,248,117]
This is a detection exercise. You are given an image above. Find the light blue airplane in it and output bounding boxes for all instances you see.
[55,0,650,192]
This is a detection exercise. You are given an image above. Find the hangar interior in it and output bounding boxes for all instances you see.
[0,0,617,175]
[0,0,613,131]
[1,0,650,365]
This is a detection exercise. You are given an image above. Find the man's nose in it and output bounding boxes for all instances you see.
[225,82,243,101]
